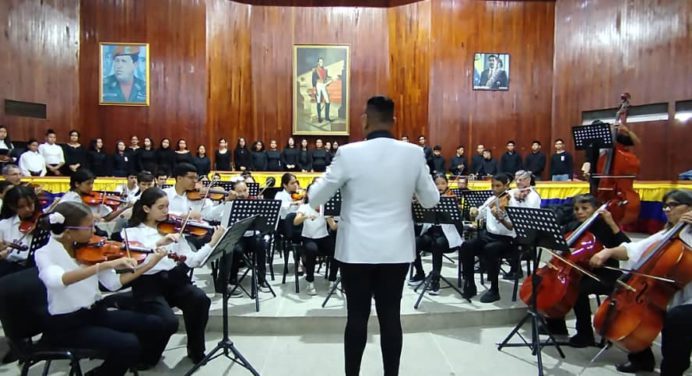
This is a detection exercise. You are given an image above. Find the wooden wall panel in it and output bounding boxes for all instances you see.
[552,0,692,179]
[0,0,80,142]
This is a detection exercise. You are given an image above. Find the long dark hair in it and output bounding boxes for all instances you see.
[70,169,96,191]
[128,187,167,227]
[0,185,41,220]
[0,125,14,149]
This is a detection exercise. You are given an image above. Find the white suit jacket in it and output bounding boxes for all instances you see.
[308,132,439,264]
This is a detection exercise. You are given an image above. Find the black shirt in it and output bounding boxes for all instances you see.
[87,150,108,176]
[472,154,485,174]
[478,158,498,176]
[137,148,157,174]
[156,148,176,175]
[550,151,573,176]
[563,217,630,271]
[215,150,232,171]
[192,155,211,176]
[311,149,331,172]
[63,144,88,170]
[449,155,468,175]
[266,149,282,171]
[524,151,546,177]
[174,151,194,168]
[298,148,312,171]
[281,147,300,170]
[110,152,131,177]
[234,147,251,170]
[251,150,267,171]
[500,152,523,175]
[430,155,446,175]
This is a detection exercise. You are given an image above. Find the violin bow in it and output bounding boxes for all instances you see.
[544,249,637,292]
[121,227,133,260]
[198,175,220,211]
[178,209,193,238]
[601,265,676,284]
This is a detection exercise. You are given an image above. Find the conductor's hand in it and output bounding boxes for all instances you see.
[209,226,226,248]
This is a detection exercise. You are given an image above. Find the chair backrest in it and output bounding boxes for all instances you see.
[283,212,303,242]
[0,267,49,341]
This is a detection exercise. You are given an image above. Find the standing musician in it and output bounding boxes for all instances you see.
[124,187,225,366]
[543,194,631,347]
[590,190,692,376]
[35,201,170,375]
[0,185,42,277]
[410,174,463,295]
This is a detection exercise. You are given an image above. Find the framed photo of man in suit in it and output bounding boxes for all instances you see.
[293,45,350,136]
[473,53,510,91]
[99,42,150,106]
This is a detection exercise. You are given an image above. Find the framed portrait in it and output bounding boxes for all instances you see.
[472,53,510,91]
[293,45,350,136]
[99,42,150,106]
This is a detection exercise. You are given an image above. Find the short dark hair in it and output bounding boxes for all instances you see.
[555,138,565,143]
[532,140,541,146]
[173,163,197,178]
[281,172,296,188]
[433,145,442,151]
[45,128,56,136]
[69,129,80,137]
[662,189,692,206]
[137,171,154,184]
[70,169,96,190]
[506,140,515,146]
[573,194,598,208]
[365,96,395,124]
[456,145,464,150]
[493,173,512,185]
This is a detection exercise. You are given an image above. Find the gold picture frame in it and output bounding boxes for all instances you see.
[99,42,150,106]
[293,44,350,136]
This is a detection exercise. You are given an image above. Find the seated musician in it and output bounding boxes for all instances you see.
[0,185,42,277]
[0,181,13,211]
[590,189,692,375]
[293,182,338,295]
[543,194,631,347]
[1,164,22,186]
[275,172,303,227]
[124,187,226,366]
[35,201,170,375]
[114,172,140,202]
[111,171,156,240]
[410,174,463,295]
[503,170,542,279]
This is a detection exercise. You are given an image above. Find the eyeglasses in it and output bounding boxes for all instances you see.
[662,202,685,210]
[65,224,96,231]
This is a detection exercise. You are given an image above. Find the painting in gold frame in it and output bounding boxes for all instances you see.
[99,42,150,106]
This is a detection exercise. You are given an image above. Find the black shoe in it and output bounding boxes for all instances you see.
[615,360,654,373]
[429,281,440,295]
[480,290,500,303]
[135,362,156,371]
[408,273,425,286]
[188,352,207,365]
[462,279,477,299]
[2,351,17,364]
[502,270,523,280]
[568,334,595,348]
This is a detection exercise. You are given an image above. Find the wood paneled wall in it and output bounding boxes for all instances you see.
[552,0,692,179]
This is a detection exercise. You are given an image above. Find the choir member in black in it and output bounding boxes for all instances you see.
[174,139,194,168]
[127,135,141,154]
[471,144,485,175]
[477,149,498,177]
[62,130,88,176]
[0,185,41,277]
[311,139,331,172]
[156,138,176,177]
[214,138,232,171]
[330,141,340,160]
[266,140,283,171]
[543,194,630,347]
[524,140,546,181]
[111,140,132,177]
[0,125,15,169]
[234,137,251,171]
[192,145,211,177]
[449,145,467,176]
[125,135,141,173]
[298,138,312,172]
[417,135,433,166]
[281,137,300,171]
[250,140,268,171]
[429,145,446,175]
[400,135,409,142]
[550,138,573,181]
[87,138,108,177]
[499,140,523,175]
[137,137,157,174]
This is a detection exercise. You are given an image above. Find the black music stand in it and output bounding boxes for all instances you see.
[25,219,51,267]
[226,199,282,312]
[572,123,612,151]
[411,197,467,308]
[497,207,568,376]
[461,190,493,221]
[186,216,259,376]
[321,190,342,307]
[202,180,235,192]
[246,183,260,197]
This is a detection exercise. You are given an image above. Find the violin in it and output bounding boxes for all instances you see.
[187,188,229,201]
[19,212,42,234]
[157,214,214,237]
[81,192,129,209]
[291,189,306,201]
[74,235,185,265]
[593,222,692,353]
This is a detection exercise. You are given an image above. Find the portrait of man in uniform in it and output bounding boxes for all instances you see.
[100,43,149,105]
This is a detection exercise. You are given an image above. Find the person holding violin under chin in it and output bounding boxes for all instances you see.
[162,163,230,224]
[0,185,42,277]
[35,201,171,375]
[589,190,692,376]
[123,187,226,366]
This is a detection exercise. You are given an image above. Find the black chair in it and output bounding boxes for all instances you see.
[0,268,137,376]
[281,212,304,293]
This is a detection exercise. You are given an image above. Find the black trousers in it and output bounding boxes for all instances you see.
[42,304,168,376]
[227,235,268,284]
[131,264,210,358]
[341,262,409,376]
[412,226,455,284]
[0,260,27,279]
[301,236,338,282]
[460,231,514,291]
[628,303,692,376]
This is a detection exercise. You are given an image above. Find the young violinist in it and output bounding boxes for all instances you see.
[410,174,463,295]
[0,185,41,277]
[543,194,631,347]
[115,172,139,202]
[293,182,338,295]
[163,163,228,223]
[590,190,692,376]
[275,173,303,222]
[124,187,226,365]
[35,201,170,375]
[502,170,542,279]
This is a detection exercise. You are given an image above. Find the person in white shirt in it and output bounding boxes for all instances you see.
[34,201,170,374]
[0,185,41,277]
[410,174,463,295]
[293,182,338,295]
[38,129,64,176]
[123,187,225,365]
[308,96,439,376]
[275,172,303,221]
[162,163,228,223]
[590,189,692,376]
[115,172,140,203]
[18,140,47,177]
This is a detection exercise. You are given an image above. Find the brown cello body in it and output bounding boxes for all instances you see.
[593,223,692,353]
[596,144,641,225]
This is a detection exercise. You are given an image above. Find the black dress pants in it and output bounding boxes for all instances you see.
[412,226,454,284]
[459,231,513,292]
[301,235,338,282]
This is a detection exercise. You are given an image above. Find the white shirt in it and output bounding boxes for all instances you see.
[59,191,112,218]
[18,151,47,176]
[122,224,214,274]
[35,237,122,315]
[623,225,692,308]
[115,184,139,202]
[0,215,32,262]
[509,187,542,210]
[477,195,516,237]
[163,186,226,222]
[38,143,65,165]
[275,189,300,220]
[297,204,329,239]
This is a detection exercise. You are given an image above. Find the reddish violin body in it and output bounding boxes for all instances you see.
[596,144,641,225]
[593,223,692,353]
[81,192,128,209]
[157,215,213,237]
[291,190,305,201]
[187,188,228,201]
[19,213,42,234]
[74,236,151,265]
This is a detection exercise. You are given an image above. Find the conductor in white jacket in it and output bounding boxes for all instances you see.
[309,96,439,376]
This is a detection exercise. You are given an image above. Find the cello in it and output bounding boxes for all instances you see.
[593,222,692,352]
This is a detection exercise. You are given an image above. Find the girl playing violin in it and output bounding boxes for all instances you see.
[409,174,463,295]
[0,185,42,277]
[543,194,631,347]
[35,201,170,375]
[590,190,692,376]
[124,187,225,365]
